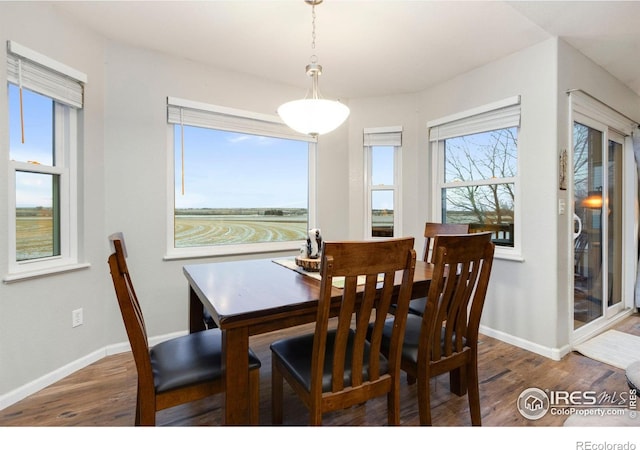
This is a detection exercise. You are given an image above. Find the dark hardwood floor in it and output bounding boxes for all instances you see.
[2,314,640,427]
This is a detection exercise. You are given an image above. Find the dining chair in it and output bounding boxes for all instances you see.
[270,237,416,425]
[407,222,469,316]
[107,232,261,426]
[376,232,494,425]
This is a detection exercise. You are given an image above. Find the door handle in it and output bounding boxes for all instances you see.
[573,213,582,241]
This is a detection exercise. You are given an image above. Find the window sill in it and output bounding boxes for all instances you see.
[493,249,524,262]
[164,241,304,261]
[3,262,91,284]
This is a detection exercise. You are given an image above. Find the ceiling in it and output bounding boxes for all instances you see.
[53,0,640,99]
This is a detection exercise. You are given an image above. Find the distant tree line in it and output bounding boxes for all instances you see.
[16,207,52,217]
[175,208,307,216]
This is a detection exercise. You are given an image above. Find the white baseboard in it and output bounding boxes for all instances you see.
[0,330,187,411]
[479,324,570,361]
[480,308,636,360]
[0,348,106,411]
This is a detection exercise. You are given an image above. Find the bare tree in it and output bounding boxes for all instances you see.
[443,128,517,225]
[572,122,592,200]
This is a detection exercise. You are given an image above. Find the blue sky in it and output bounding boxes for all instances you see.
[10,83,395,211]
[174,126,309,209]
[370,146,395,211]
[9,84,55,208]
[175,128,395,211]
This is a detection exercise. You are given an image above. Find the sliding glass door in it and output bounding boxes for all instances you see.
[573,119,625,331]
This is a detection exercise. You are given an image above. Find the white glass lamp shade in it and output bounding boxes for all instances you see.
[277,98,350,136]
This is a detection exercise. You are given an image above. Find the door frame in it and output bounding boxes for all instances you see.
[569,93,637,345]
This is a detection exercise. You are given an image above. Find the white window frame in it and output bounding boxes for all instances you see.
[165,96,318,259]
[364,126,402,239]
[4,42,87,283]
[428,96,521,259]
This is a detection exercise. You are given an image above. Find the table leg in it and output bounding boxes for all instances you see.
[222,327,252,425]
[189,286,205,333]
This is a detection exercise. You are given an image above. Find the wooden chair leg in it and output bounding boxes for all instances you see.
[449,366,468,396]
[467,362,482,426]
[135,384,156,426]
[387,386,401,425]
[271,360,284,425]
[137,399,156,426]
[134,386,140,427]
[309,406,323,426]
[135,393,141,426]
[417,375,432,426]
[249,368,260,425]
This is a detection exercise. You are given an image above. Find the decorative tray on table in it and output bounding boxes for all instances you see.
[295,256,321,272]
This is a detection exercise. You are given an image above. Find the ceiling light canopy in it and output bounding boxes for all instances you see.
[277,0,349,137]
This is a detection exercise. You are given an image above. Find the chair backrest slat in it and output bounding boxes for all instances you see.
[422,233,494,362]
[312,238,416,396]
[108,234,153,388]
[423,222,470,263]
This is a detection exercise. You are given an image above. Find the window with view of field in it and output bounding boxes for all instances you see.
[364,127,402,239]
[369,146,397,238]
[6,42,84,278]
[174,125,311,248]
[10,85,60,261]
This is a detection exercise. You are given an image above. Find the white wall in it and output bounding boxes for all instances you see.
[349,39,563,356]
[101,40,351,340]
[346,93,422,241]
[0,3,109,402]
[350,39,639,357]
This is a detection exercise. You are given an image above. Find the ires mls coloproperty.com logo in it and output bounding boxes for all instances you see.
[516,387,637,420]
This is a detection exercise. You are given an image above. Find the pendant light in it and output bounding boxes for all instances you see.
[277,0,349,137]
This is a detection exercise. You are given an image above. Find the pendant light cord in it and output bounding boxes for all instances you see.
[311,2,316,52]
[18,58,25,144]
[180,108,185,195]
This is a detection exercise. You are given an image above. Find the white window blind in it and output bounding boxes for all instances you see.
[167,97,316,143]
[6,41,86,109]
[363,126,402,146]
[428,96,520,141]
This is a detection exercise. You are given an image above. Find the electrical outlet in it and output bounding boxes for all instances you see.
[72,308,83,328]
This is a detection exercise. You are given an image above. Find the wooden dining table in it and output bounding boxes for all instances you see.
[183,257,434,425]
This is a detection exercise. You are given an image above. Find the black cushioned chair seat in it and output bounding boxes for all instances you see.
[376,315,467,364]
[408,297,426,316]
[271,329,389,392]
[151,328,261,393]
